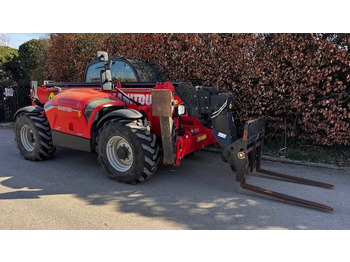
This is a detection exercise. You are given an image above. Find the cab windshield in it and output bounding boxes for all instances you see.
[85,59,159,82]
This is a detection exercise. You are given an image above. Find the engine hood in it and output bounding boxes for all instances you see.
[44,89,124,112]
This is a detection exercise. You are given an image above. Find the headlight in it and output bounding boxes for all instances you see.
[178,104,186,116]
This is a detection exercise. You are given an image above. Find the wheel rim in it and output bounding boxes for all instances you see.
[20,125,35,152]
[106,136,133,172]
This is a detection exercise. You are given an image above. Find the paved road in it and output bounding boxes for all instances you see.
[1,125,349,229]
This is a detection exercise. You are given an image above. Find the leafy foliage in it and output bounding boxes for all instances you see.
[0,45,19,87]
[17,38,50,86]
[46,33,350,146]
[47,33,111,82]
[0,45,18,65]
[1,38,50,87]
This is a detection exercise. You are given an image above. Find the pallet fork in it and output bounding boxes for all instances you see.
[223,118,334,212]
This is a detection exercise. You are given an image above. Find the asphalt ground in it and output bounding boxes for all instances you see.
[1,125,349,229]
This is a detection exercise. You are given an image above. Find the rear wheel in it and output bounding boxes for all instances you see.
[14,114,56,161]
[97,119,160,184]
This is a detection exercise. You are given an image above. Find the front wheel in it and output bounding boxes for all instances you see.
[97,119,160,184]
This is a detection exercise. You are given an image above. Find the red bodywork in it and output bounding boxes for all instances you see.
[34,81,217,166]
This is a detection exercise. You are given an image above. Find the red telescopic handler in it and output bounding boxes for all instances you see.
[14,51,334,212]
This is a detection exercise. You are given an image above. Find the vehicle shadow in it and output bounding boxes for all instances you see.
[0,135,343,230]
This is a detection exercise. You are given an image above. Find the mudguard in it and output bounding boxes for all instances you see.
[14,106,43,119]
[96,108,143,129]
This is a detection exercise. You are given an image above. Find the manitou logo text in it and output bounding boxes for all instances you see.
[117,93,152,105]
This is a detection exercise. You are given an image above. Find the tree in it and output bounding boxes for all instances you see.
[0,45,18,66]
[0,45,19,87]
[0,34,10,47]
[17,38,50,86]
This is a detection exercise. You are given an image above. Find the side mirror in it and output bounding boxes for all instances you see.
[97,51,108,62]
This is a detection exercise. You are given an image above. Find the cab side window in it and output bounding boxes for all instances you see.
[85,61,104,82]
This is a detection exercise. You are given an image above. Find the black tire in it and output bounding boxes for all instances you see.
[97,119,160,184]
[14,113,56,161]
